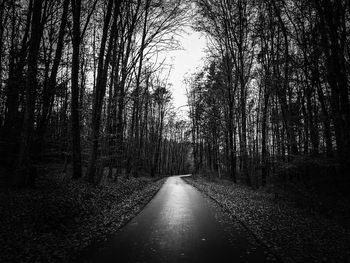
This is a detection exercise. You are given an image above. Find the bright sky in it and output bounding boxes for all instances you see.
[164,27,208,115]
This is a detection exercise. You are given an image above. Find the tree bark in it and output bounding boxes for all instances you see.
[71,0,82,179]
[15,0,43,186]
[37,0,69,138]
[87,0,117,183]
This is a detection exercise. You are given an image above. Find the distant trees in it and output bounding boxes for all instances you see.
[189,0,350,187]
[0,0,191,187]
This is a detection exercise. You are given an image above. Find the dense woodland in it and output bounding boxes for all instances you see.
[0,0,191,187]
[0,0,349,190]
[188,0,350,188]
[1,1,350,262]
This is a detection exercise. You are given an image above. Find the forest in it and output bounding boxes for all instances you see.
[0,0,191,186]
[188,0,350,187]
[0,0,349,262]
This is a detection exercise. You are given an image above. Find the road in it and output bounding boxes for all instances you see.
[87,175,279,263]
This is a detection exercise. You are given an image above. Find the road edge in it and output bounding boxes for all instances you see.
[182,176,284,263]
[75,177,167,263]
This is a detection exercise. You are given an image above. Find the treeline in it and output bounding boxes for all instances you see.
[0,0,191,187]
[188,0,350,187]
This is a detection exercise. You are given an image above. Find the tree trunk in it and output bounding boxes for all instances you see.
[86,0,115,182]
[71,0,82,179]
[37,0,69,139]
[14,0,43,186]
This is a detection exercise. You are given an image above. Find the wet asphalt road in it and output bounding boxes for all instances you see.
[88,175,279,263]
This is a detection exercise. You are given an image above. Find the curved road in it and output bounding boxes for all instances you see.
[89,176,279,263]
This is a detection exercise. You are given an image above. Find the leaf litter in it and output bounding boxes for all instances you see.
[184,176,350,263]
[0,164,165,263]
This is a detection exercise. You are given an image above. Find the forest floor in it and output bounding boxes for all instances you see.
[184,176,350,263]
[0,163,165,263]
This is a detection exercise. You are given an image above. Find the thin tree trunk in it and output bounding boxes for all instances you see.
[86,0,116,182]
[37,0,69,138]
[15,0,43,186]
[71,0,82,179]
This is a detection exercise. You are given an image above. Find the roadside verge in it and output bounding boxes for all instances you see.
[184,176,350,263]
[0,164,165,263]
